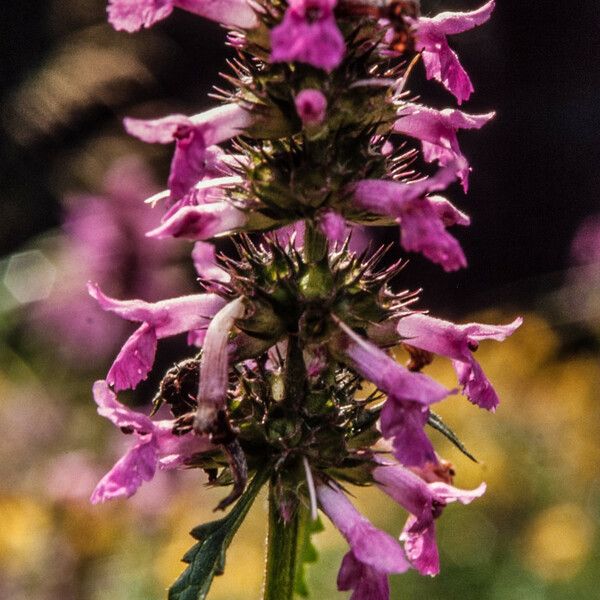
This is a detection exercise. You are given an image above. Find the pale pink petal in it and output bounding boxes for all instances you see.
[146,202,248,240]
[192,241,230,283]
[93,379,154,432]
[107,323,158,390]
[90,439,158,503]
[195,297,246,430]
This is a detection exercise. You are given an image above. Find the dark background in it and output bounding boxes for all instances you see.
[1,0,598,314]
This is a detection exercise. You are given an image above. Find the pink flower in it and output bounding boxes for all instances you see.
[145,200,248,240]
[352,165,470,270]
[396,314,523,410]
[394,103,495,191]
[194,297,247,431]
[334,318,451,406]
[334,319,450,466]
[374,458,485,575]
[90,381,213,503]
[295,89,328,125]
[125,104,251,202]
[317,482,409,599]
[409,0,495,104]
[107,0,258,33]
[88,283,227,390]
[270,0,345,72]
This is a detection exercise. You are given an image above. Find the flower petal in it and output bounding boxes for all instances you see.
[90,438,158,503]
[146,202,248,240]
[108,0,174,32]
[107,322,158,390]
[93,379,154,432]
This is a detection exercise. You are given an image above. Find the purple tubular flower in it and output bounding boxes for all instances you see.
[88,283,227,390]
[145,201,248,240]
[270,0,345,72]
[396,313,523,410]
[125,104,251,201]
[409,0,495,104]
[332,320,450,466]
[90,381,213,503]
[317,482,410,599]
[295,89,328,126]
[194,297,246,431]
[334,318,451,405]
[107,0,258,33]
[353,166,471,270]
[394,103,495,191]
[374,459,485,575]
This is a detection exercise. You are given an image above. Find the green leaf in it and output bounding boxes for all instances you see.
[428,412,478,463]
[294,517,324,598]
[168,468,270,600]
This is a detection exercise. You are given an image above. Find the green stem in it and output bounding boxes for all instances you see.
[263,484,310,600]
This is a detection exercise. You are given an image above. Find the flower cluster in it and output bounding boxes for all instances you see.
[90,1,520,598]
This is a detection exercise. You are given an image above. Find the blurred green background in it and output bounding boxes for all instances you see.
[1,1,599,598]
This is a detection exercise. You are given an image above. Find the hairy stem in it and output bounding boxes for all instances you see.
[263,485,310,600]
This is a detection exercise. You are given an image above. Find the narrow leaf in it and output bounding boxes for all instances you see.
[428,412,478,463]
[168,468,270,600]
[294,517,324,598]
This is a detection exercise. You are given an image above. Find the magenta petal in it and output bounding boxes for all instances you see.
[108,0,174,32]
[394,104,495,191]
[107,322,158,390]
[168,128,210,199]
[90,438,158,503]
[399,197,468,271]
[380,401,437,467]
[271,1,344,72]
[401,516,440,576]
[317,483,410,574]
[93,380,154,432]
[146,202,247,240]
[337,551,390,600]
[353,164,458,215]
[453,357,499,411]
